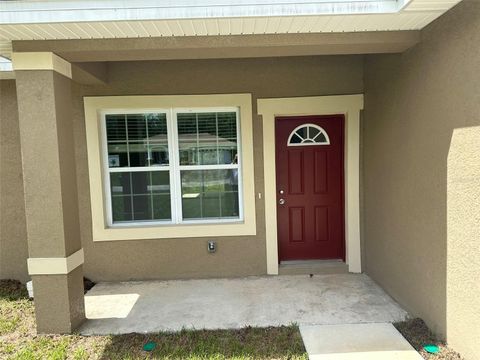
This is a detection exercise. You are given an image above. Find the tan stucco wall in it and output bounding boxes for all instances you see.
[0,80,29,283]
[364,1,480,358]
[15,69,86,333]
[16,71,83,258]
[71,55,364,281]
[32,266,85,333]
[447,127,480,360]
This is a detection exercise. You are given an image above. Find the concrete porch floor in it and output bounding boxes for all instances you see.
[79,274,409,335]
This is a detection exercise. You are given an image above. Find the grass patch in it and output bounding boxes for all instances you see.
[0,280,33,337]
[99,326,306,359]
[0,280,307,360]
[394,318,463,360]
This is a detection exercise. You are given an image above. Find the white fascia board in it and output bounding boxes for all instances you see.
[0,0,401,24]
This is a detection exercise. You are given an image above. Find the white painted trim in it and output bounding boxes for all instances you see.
[257,94,363,274]
[11,52,72,79]
[84,94,256,241]
[172,107,244,224]
[0,0,402,25]
[100,107,243,226]
[27,249,84,275]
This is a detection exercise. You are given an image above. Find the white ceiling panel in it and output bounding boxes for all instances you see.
[240,18,256,34]
[217,19,232,35]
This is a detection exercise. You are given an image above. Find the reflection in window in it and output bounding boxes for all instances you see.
[177,111,240,221]
[110,171,171,222]
[105,113,171,222]
[106,113,169,168]
[181,169,239,220]
[104,109,241,224]
[287,124,330,146]
[178,112,237,166]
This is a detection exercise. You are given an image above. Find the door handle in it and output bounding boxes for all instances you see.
[279,199,285,205]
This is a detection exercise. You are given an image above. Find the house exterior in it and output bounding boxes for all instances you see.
[0,0,479,359]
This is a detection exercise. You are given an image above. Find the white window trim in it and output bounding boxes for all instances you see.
[101,107,243,227]
[257,94,363,274]
[100,108,174,227]
[172,107,244,225]
[84,94,256,241]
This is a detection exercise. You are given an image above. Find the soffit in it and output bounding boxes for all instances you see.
[0,0,462,59]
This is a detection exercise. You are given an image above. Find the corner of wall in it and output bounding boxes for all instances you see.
[0,79,29,283]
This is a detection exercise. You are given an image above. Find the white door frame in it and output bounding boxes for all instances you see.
[257,94,363,274]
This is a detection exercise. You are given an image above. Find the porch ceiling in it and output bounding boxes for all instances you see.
[0,0,463,60]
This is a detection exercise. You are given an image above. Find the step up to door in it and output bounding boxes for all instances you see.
[300,323,423,360]
[279,260,348,275]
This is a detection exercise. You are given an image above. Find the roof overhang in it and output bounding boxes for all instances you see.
[0,0,463,66]
[0,0,412,23]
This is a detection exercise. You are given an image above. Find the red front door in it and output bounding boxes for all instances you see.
[275,115,345,261]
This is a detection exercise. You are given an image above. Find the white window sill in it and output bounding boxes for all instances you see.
[85,93,256,242]
[109,218,244,228]
[94,220,255,241]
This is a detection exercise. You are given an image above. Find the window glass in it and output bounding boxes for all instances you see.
[178,113,198,166]
[181,169,239,220]
[197,112,218,165]
[217,112,238,164]
[110,171,171,222]
[106,113,168,168]
[105,109,240,225]
[296,127,307,140]
[287,124,330,146]
[177,112,238,166]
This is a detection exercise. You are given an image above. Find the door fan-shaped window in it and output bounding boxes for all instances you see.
[287,124,330,146]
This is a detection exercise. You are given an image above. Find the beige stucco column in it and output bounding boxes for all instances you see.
[13,52,85,333]
[447,126,480,360]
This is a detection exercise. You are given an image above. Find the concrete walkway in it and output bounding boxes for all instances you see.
[79,274,408,335]
[300,323,423,359]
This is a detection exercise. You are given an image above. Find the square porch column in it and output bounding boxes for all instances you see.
[13,52,85,333]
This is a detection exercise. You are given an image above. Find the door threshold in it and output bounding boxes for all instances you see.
[279,259,348,275]
[280,259,343,265]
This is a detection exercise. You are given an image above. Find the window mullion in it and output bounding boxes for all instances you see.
[149,171,154,221]
[178,164,238,171]
[125,114,130,167]
[123,114,135,221]
[196,113,199,166]
[171,109,183,224]
[109,166,170,173]
[129,172,134,221]
[216,112,219,165]
[145,114,150,167]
